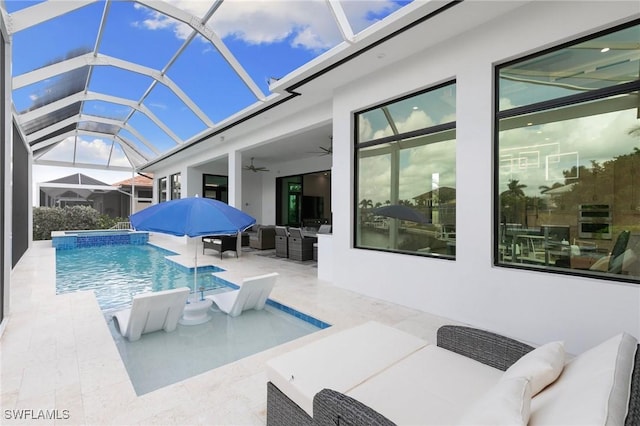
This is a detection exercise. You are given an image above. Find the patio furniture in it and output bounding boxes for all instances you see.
[288,227,317,261]
[112,287,190,342]
[203,235,238,259]
[266,322,640,426]
[275,226,289,258]
[313,225,331,260]
[249,225,276,250]
[206,272,278,317]
[317,224,332,234]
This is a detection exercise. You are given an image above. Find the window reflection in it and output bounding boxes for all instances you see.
[170,173,181,200]
[355,82,457,258]
[496,21,640,282]
[158,177,167,202]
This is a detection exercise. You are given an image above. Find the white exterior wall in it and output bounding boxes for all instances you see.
[331,1,640,354]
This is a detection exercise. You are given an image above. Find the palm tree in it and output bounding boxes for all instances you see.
[501,179,527,225]
[506,179,527,197]
[359,199,373,210]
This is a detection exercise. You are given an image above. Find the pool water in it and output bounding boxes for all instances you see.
[108,305,320,395]
[57,242,329,395]
[56,244,225,313]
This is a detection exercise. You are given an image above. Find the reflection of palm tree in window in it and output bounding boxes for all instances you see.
[359,199,373,223]
[501,179,527,225]
[359,199,373,210]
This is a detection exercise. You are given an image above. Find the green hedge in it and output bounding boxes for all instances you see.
[33,206,127,240]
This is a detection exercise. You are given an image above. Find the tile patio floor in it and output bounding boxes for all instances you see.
[1,234,457,425]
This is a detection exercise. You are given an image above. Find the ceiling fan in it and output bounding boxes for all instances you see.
[309,137,333,156]
[244,157,270,172]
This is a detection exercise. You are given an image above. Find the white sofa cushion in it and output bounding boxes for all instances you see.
[266,321,427,417]
[530,332,637,425]
[502,341,565,395]
[457,377,532,426]
[346,345,503,425]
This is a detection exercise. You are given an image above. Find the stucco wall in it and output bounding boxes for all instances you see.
[330,1,640,354]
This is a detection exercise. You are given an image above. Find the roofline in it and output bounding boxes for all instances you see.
[140,0,461,170]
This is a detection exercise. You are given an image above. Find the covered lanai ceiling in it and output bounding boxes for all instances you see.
[4,0,420,172]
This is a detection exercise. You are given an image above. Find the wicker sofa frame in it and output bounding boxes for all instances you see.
[266,325,640,426]
[202,235,239,259]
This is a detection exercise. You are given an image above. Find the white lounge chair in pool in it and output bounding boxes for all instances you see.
[112,287,190,341]
[206,272,278,317]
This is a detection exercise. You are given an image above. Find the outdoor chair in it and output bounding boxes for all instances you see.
[203,235,238,259]
[249,226,276,250]
[206,272,278,317]
[317,224,332,234]
[112,287,190,341]
[275,226,289,257]
[288,227,317,261]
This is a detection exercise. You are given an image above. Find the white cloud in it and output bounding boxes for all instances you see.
[358,108,458,203]
[133,0,401,51]
[498,107,640,196]
[39,136,127,167]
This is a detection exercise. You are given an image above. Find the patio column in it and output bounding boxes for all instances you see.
[228,150,243,256]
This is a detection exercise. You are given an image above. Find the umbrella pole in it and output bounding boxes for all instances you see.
[193,241,198,303]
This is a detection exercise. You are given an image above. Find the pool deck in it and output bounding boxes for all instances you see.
[1,234,458,425]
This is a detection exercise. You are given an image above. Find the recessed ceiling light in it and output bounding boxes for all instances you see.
[412,106,418,110]
[527,122,533,126]
[601,47,610,53]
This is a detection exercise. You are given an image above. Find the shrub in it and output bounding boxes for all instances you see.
[33,206,127,240]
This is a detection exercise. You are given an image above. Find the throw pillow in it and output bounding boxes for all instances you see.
[458,376,532,426]
[502,341,565,396]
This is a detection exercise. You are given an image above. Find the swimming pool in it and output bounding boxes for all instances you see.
[51,229,149,249]
[57,241,331,395]
[56,244,225,312]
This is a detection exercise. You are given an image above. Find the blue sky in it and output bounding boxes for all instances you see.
[5,0,411,204]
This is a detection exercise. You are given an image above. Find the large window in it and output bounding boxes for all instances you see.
[355,82,457,258]
[495,21,640,282]
[203,174,228,203]
[158,177,167,202]
[276,171,331,228]
[170,173,181,200]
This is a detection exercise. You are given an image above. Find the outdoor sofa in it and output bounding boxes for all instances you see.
[266,321,640,425]
[202,235,240,258]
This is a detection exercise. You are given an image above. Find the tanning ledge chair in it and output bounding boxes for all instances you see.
[112,287,190,341]
[206,272,278,317]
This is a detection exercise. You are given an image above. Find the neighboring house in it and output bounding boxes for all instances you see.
[38,173,153,218]
[112,174,153,217]
[38,173,121,217]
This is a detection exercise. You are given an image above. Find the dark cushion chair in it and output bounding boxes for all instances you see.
[249,226,276,250]
[288,227,317,261]
[275,226,289,258]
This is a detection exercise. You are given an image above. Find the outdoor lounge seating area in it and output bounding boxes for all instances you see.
[266,322,640,425]
[272,225,331,261]
[3,2,640,426]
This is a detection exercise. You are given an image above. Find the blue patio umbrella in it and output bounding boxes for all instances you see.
[130,196,256,300]
[371,204,431,224]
